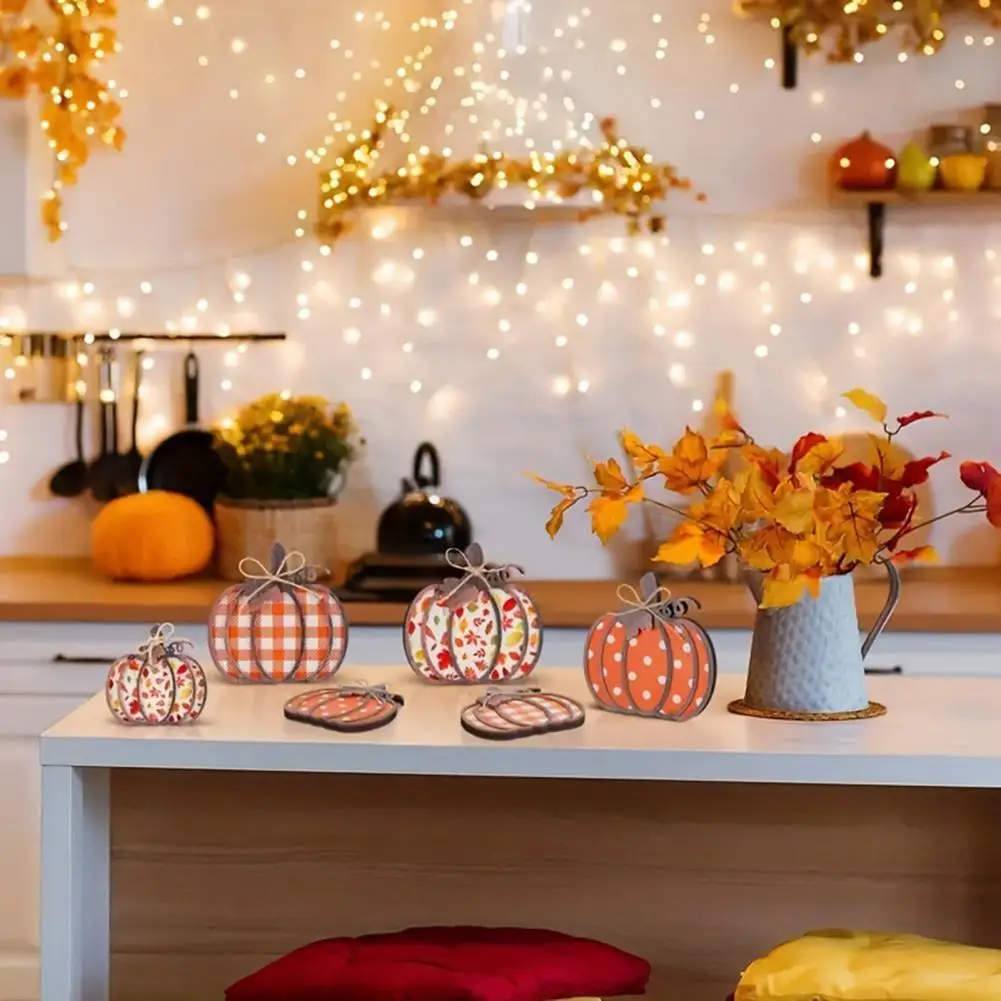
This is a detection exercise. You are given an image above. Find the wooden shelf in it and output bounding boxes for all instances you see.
[831,187,1001,278]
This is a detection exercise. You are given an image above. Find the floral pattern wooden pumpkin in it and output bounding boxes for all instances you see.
[585,573,717,721]
[208,542,348,683]
[404,543,543,683]
[106,623,208,725]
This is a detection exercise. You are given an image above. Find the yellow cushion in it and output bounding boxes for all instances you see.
[735,929,1001,1001]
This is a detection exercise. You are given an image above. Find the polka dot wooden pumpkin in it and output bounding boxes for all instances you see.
[208,542,348,683]
[585,573,717,721]
[106,623,208,725]
[404,543,543,683]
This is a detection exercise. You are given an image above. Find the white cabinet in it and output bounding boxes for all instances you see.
[0,656,106,1001]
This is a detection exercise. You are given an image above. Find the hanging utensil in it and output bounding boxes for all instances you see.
[49,387,89,498]
[89,349,121,503]
[138,350,227,513]
[115,349,145,496]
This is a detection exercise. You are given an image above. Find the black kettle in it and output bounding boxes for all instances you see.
[376,443,473,556]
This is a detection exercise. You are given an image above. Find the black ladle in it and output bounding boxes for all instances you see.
[49,395,89,498]
[115,350,144,495]
[89,352,121,503]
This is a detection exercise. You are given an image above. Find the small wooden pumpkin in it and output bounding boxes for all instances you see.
[91,490,214,581]
[106,623,208,724]
[208,542,347,683]
[585,573,717,721]
[831,131,896,191]
[404,543,542,683]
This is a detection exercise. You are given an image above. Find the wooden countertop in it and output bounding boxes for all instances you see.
[0,558,999,632]
[41,668,1001,786]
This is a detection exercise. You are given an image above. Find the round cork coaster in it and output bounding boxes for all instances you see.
[727,699,887,722]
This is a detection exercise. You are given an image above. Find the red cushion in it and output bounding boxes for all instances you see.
[225,925,651,1001]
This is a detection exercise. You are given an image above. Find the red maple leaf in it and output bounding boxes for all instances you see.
[896,410,946,429]
[894,451,951,488]
[821,462,881,492]
[960,460,1000,494]
[788,432,827,472]
[988,478,1001,529]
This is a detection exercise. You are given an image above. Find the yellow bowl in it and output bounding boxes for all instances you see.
[939,154,988,191]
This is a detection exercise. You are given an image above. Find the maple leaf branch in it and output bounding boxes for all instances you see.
[886,497,987,545]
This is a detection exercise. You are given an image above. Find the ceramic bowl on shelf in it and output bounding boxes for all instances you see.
[938,153,988,192]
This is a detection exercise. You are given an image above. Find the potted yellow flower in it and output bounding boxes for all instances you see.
[213,393,361,580]
[535,388,1001,721]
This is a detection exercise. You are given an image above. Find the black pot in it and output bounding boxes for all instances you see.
[376,443,473,556]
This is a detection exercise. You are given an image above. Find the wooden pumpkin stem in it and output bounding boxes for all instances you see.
[269,542,287,572]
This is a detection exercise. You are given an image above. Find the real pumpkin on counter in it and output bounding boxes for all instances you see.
[91,490,215,582]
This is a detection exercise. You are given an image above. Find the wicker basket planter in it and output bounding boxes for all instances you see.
[214,496,338,581]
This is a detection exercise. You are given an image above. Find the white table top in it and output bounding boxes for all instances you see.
[40,668,1001,788]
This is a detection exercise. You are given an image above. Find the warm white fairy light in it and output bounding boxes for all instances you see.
[0,3,994,481]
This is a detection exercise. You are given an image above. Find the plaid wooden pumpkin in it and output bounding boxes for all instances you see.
[208,543,348,683]
[403,543,543,683]
[106,623,208,725]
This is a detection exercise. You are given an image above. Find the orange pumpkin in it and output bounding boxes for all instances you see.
[831,131,897,191]
[584,574,717,721]
[92,490,214,581]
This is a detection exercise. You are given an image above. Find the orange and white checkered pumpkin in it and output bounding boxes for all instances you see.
[208,543,348,683]
[585,573,717,721]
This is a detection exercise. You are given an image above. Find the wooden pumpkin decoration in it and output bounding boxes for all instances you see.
[91,490,215,582]
[106,623,208,725]
[831,131,897,191]
[404,543,542,683]
[208,542,347,683]
[585,573,717,721]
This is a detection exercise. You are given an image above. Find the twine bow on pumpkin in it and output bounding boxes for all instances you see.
[137,622,195,661]
[474,687,542,709]
[238,542,319,605]
[438,543,525,606]
[613,572,701,641]
[330,682,404,706]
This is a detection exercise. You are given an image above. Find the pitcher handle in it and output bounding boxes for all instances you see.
[860,560,901,660]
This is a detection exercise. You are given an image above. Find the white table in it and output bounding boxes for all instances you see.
[39,668,1001,1001]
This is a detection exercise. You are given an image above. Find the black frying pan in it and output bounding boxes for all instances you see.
[138,351,227,513]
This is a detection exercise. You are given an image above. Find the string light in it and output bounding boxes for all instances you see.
[0,0,995,491]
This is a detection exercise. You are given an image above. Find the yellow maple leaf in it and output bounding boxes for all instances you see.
[689,479,741,535]
[592,458,630,493]
[654,521,727,569]
[657,428,723,495]
[739,525,797,572]
[796,436,844,477]
[842,388,888,425]
[587,484,643,544]
[740,464,777,522]
[760,574,811,608]
[790,539,823,573]
[892,545,939,565]
[527,474,582,539]
[619,429,663,476]
[544,496,576,539]
[771,483,816,534]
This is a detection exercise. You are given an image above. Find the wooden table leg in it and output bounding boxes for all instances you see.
[40,765,110,1001]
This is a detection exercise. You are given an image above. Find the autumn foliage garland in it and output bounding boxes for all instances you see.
[535,388,1001,609]
[0,0,124,240]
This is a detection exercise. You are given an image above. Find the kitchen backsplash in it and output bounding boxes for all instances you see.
[1,0,1000,577]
